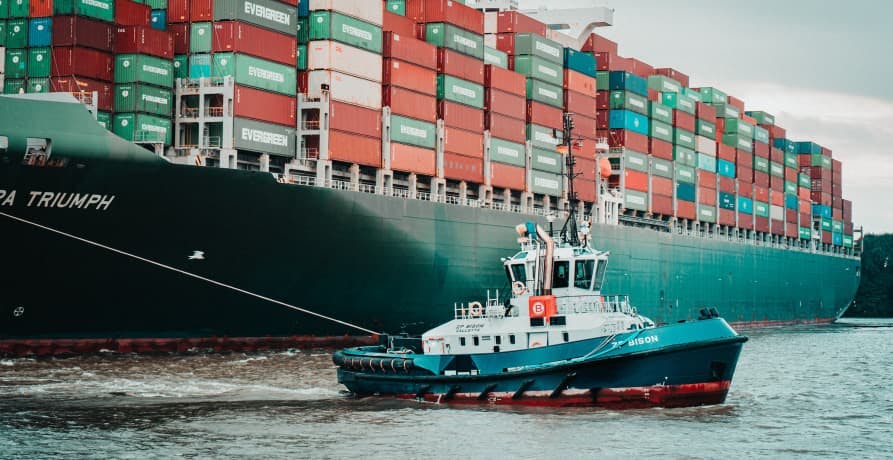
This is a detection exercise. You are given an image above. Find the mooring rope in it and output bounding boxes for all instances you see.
[0,211,382,336]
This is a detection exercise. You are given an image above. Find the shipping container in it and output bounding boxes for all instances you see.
[483,46,507,69]
[114,82,172,115]
[609,90,647,115]
[188,21,211,52]
[188,53,210,77]
[382,9,414,36]
[309,10,382,53]
[50,76,112,110]
[437,47,483,84]
[233,117,296,157]
[192,0,297,36]
[28,0,51,16]
[423,22,483,59]
[485,87,525,117]
[484,63,525,96]
[151,10,166,30]
[495,32,562,64]
[531,147,561,174]
[309,0,383,26]
[608,110,648,136]
[115,0,151,26]
[210,21,297,66]
[527,123,562,150]
[525,78,562,108]
[510,54,563,87]
[383,32,436,70]
[28,17,52,47]
[443,126,482,157]
[382,85,436,121]
[211,52,296,96]
[526,100,562,129]
[115,25,174,59]
[529,169,563,197]
[389,113,434,148]
[406,0,483,34]
[488,137,525,167]
[8,0,28,17]
[169,22,188,53]
[307,40,381,82]
[608,71,647,97]
[495,10,546,35]
[113,112,172,144]
[114,53,172,86]
[5,18,27,48]
[484,112,524,144]
[647,74,681,94]
[53,0,115,22]
[389,142,435,176]
[436,74,483,109]
[26,47,50,77]
[382,58,435,95]
[443,151,483,183]
[606,129,648,152]
[52,46,114,81]
[437,99,482,132]
[489,161,526,190]
[25,77,48,93]
[385,0,405,17]
[167,0,188,22]
[233,85,296,127]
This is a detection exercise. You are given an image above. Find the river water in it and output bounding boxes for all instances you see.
[1,318,891,459]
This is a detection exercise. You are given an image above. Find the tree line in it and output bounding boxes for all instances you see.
[846,234,893,317]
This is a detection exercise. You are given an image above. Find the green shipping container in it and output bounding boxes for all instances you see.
[821,218,832,231]
[651,157,674,179]
[769,161,784,178]
[141,0,167,8]
[4,48,26,78]
[96,111,111,130]
[798,173,810,188]
[511,54,563,86]
[722,133,752,152]
[831,220,843,233]
[650,120,672,143]
[115,54,174,87]
[190,22,212,53]
[661,91,696,115]
[753,156,769,173]
[173,54,188,79]
[681,87,700,101]
[8,0,27,17]
[527,123,563,151]
[711,102,740,119]
[502,32,562,64]
[784,181,797,195]
[489,138,525,167]
[753,126,770,144]
[674,147,696,167]
[27,47,50,77]
[233,117,296,157]
[596,71,609,91]
[27,77,49,93]
[483,46,508,69]
[624,189,648,212]
[212,53,297,96]
[811,154,832,169]
[525,79,562,108]
[698,205,717,223]
[696,119,716,140]
[113,113,172,145]
[436,74,483,108]
[610,90,648,115]
[424,22,482,59]
[212,0,296,36]
[784,152,798,169]
[53,0,115,22]
[698,87,727,104]
[531,147,562,174]
[115,84,173,116]
[649,101,672,124]
[675,164,696,183]
[390,114,435,149]
[799,227,812,240]
[385,0,405,16]
[5,18,26,48]
[3,78,25,94]
[754,201,770,218]
[674,128,695,149]
[0,21,6,47]
[623,149,649,173]
[647,75,681,94]
[297,17,308,43]
[296,44,307,70]
[724,118,754,138]
[843,235,854,248]
[309,11,382,53]
[748,111,775,126]
[529,169,563,197]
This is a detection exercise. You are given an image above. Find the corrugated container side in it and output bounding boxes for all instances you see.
[193,0,297,37]
[496,10,546,35]
[150,9,167,30]
[113,113,173,145]
[484,63,525,96]
[329,100,381,138]
[382,58,436,95]
[308,10,382,53]
[422,22,483,59]
[328,129,381,166]
[437,47,484,84]
[564,91,596,119]
[53,0,116,22]
[526,100,562,129]
[115,0,151,26]
[438,99,483,132]
[490,162,526,190]
[5,19,28,49]
[27,18,52,47]
[488,137,525,167]
[169,22,188,53]
[564,68,595,95]
[114,82,173,115]
[383,10,415,35]
[114,53,173,86]
[167,0,189,22]
[383,32,436,70]
[486,112,526,144]
[233,85,296,127]
[50,76,113,110]
[233,117,296,157]
[443,152,484,183]
[308,0,383,26]
[405,0,484,35]
[485,88,525,117]
[443,126,483,158]
[307,69,381,108]
[213,22,298,65]
[51,46,114,81]
[115,25,174,59]
[385,0,405,16]
[27,47,50,77]
[494,32,562,64]
[437,74,484,109]
[382,85,436,122]
[212,53,296,96]
[390,142,435,176]
[307,40,381,82]
[28,0,52,17]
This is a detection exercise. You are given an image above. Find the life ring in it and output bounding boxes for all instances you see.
[468,301,483,317]
[512,281,527,295]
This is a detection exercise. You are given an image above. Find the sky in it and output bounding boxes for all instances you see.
[520,0,893,233]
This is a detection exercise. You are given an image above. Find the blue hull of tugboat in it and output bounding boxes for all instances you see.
[334,318,748,408]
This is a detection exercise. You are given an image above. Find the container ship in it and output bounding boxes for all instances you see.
[0,0,861,356]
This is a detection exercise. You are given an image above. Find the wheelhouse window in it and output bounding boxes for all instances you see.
[509,334,516,345]
[574,260,595,289]
[593,260,608,292]
[510,264,527,284]
[459,337,466,346]
[553,261,569,288]
[473,336,480,346]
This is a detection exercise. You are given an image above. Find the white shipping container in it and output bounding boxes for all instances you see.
[770,204,784,221]
[696,135,715,156]
[484,33,497,49]
[307,40,382,83]
[308,0,383,26]
[0,47,5,74]
[307,70,382,109]
[483,12,498,34]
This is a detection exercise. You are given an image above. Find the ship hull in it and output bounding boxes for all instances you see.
[0,156,860,355]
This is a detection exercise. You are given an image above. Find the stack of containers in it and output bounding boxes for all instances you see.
[642,74,680,217]
[604,70,649,213]
[304,1,382,166]
[409,0,486,184]
[796,140,834,244]
[186,0,298,157]
[143,0,168,31]
[382,30,438,176]
[496,30,565,199]
[165,0,188,82]
[563,47,597,204]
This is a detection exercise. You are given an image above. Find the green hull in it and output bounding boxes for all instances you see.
[0,96,861,353]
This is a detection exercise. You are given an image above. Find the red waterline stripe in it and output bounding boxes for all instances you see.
[730,317,836,330]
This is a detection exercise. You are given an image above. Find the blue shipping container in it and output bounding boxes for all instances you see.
[563,48,596,77]
[785,193,799,210]
[719,192,736,210]
[150,10,167,30]
[811,203,831,218]
[298,0,309,17]
[676,182,696,202]
[697,153,716,172]
[28,18,52,47]
[608,110,649,136]
[717,158,735,177]
[832,232,843,246]
[738,196,753,214]
[188,54,211,78]
[796,141,822,155]
[608,71,648,97]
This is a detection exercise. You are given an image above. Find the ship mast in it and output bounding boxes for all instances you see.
[560,112,581,246]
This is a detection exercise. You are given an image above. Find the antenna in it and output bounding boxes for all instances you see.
[560,112,581,246]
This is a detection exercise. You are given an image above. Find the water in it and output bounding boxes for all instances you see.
[1,319,891,459]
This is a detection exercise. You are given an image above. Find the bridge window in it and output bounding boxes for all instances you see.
[473,336,479,346]
[459,337,466,347]
[553,261,569,288]
[563,332,569,342]
[495,336,501,345]
[574,260,595,289]
[509,334,516,345]
[510,264,527,284]
[593,260,608,291]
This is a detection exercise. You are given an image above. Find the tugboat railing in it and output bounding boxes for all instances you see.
[556,294,635,316]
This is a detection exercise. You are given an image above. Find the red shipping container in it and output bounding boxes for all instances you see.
[52,16,114,52]
[738,213,753,230]
[769,147,783,163]
[799,187,810,201]
[784,167,798,183]
[651,194,673,215]
[486,112,526,144]
[212,22,297,66]
[383,59,437,96]
[736,166,753,183]
[390,142,435,176]
[49,76,113,112]
[698,170,716,188]
[496,10,547,35]
[330,101,382,139]
[526,101,562,129]
[786,222,799,238]
[233,85,296,127]
[573,114,597,140]
[786,209,798,223]
[383,11,417,37]
[484,64,526,96]
[647,88,659,102]
[170,23,189,54]
[168,0,189,23]
[753,141,769,157]
[575,178,597,203]
[742,114,757,125]
[831,207,842,220]
[490,162,526,191]
[116,0,151,26]
[582,33,618,55]
[655,67,689,88]
[628,58,654,79]
[607,130,649,152]
[719,209,736,227]
[485,88,525,117]
[735,149,752,167]
[649,138,673,161]
[753,185,769,202]
[383,86,436,122]
[564,91,597,119]
[624,170,649,192]
[727,95,745,112]
[769,176,783,192]
[594,52,613,71]
[612,56,636,73]
[384,32,436,70]
[673,110,695,132]
[564,69,595,95]
[821,231,832,244]
[575,157,597,182]
[738,181,753,197]
[717,143,735,162]
[695,102,716,121]
[800,212,810,224]
[699,187,717,206]
[443,152,484,183]
[51,47,114,81]
[719,176,735,193]
[676,200,696,220]
[596,111,609,130]
[115,26,174,59]
[770,191,784,207]
[754,171,770,188]
[595,90,609,110]
[767,125,786,139]
[755,216,770,233]
[279,0,296,6]
[406,0,484,35]
[439,100,484,132]
[29,0,53,17]
[770,219,784,236]
[329,130,382,168]
[651,176,673,196]
[190,0,213,21]
[823,146,834,157]
[437,48,484,84]
[443,127,483,158]
[572,138,597,160]
[845,222,854,234]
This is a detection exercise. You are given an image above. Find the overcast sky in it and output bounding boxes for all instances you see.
[521,0,893,234]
